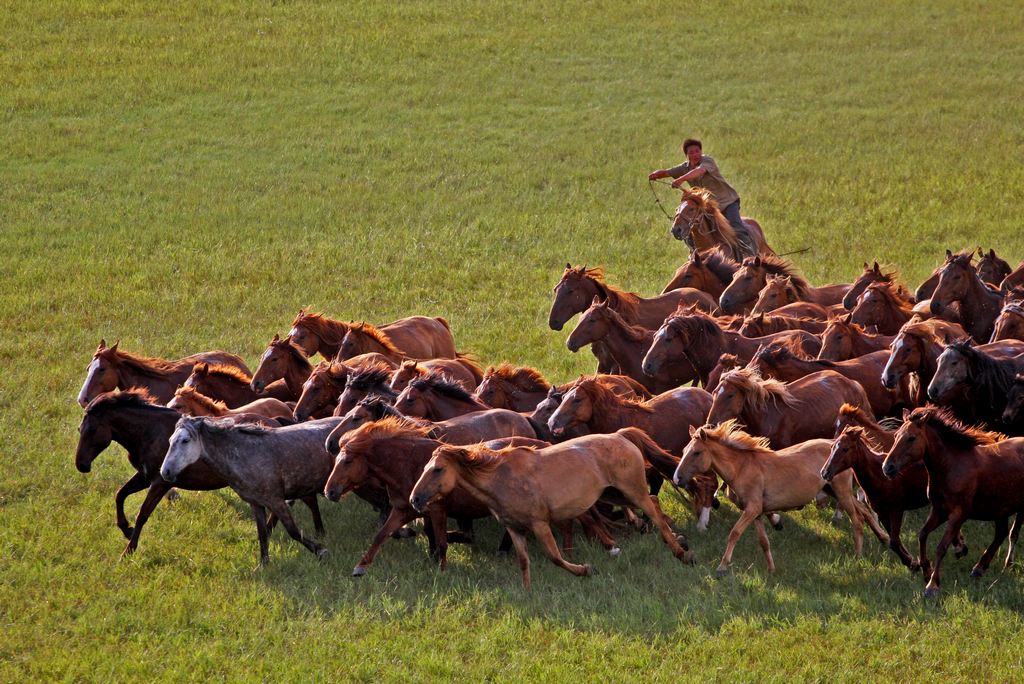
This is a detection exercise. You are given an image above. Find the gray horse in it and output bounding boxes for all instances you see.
[161,415,343,564]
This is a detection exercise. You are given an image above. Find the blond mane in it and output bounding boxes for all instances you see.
[341,416,433,455]
[719,367,799,413]
[693,419,773,453]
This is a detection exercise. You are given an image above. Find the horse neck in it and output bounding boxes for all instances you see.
[853,329,892,355]
[600,318,650,373]
[284,360,312,397]
[920,424,963,487]
[451,461,504,512]
[116,360,178,395]
[108,407,172,460]
[586,391,637,433]
[368,438,435,496]
[424,393,480,420]
[706,443,745,485]
[598,282,640,322]
[960,277,1002,338]
[848,440,889,489]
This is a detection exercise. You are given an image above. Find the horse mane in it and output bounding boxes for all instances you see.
[755,339,817,364]
[347,363,396,392]
[898,319,946,346]
[946,340,1017,405]
[838,404,886,443]
[664,306,724,345]
[341,416,434,455]
[681,187,739,252]
[571,375,654,414]
[698,246,740,284]
[719,368,799,413]
[483,364,551,392]
[591,301,650,343]
[563,265,643,320]
[440,444,525,473]
[85,387,171,413]
[105,347,181,377]
[863,281,914,315]
[742,254,810,296]
[186,415,270,437]
[270,336,313,372]
[825,315,870,337]
[347,322,404,357]
[839,424,884,452]
[409,370,484,406]
[198,363,253,384]
[291,310,350,348]
[694,418,773,453]
[173,386,227,414]
[910,405,1004,448]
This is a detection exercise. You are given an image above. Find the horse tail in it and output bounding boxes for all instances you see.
[616,427,678,479]
[434,316,451,331]
[455,352,484,385]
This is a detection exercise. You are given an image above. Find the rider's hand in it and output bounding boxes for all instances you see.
[648,170,668,180]
[671,178,685,189]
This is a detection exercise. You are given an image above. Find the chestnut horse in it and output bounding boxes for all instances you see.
[473,364,650,412]
[675,421,887,576]
[671,187,772,260]
[292,361,349,422]
[394,371,491,420]
[75,390,322,557]
[719,254,847,315]
[978,247,1013,287]
[566,298,698,392]
[662,246,740,298]
[335,364,399,417]
[928,341,1024,427]
[818,314,895,362]
[844,262,906,311]
[990,302,1024,343]
[750,275,837,317]
[738,312,827,337]
[289,309,457,361]
[707,368,871,448]
[389,358,483,394]
[338,317,457,362]
[1000,261,1024,294]
[77,340,250,407]
[929,250,1004,342]
[751,342,910,418]
[288,309,351,360]
[184,362,292,407]
[250,334,314,399]
[410,428,694,589]
[641,307,821,386]
[850,282,922,335]
[167,386,294,422]
[883,407,1024,598]
[834,403,898,450]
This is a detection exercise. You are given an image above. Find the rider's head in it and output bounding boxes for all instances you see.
[682,138,702,166]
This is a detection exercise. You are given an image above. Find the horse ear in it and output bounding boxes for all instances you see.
[945,249,953,259]
[272,333,280,342]
[902,408,911,421]
[109,340,119,353]
[842,313,852,323]
[97,339,107,351]
[863,261,869,270]
[692,250,703,265]
[872,261,880,273]
[990,248,997,259]
[195,362,208,374]
[688,424,698,437]
[565,262,572,270]
[591,295,602,307]
[755,312,764,322]
[752,256,762,267]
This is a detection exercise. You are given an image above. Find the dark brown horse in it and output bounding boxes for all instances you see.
[184,362,291,407]
[662,246,740,298]
[1000,261,1024,294]
[818,314,895,361]
[566,298,698,392]
[394,371,491,420]
[334,364,399,417]
[844,262,905,311]
[929,250,1004,342]
[928,340,1024,427]
[77,340,250,407]
[718,254,847,315]
[738,312,827,337]
[978,247,1013,287]
[389,358,483,394]
[338,317,457,362]
[671,187,773,260]
[883,407,1024,597]
[707,368,871,448]
[641,307,821,386]
[250,335,313,399]
[751,342,910,418]
[75,390,322,557]
[1002,374,1024,428]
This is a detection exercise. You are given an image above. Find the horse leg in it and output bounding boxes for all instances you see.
[505,528,532,590]
[447,518,475,545]
[627,491,692,564]
[120,481,171,558]
[971,516,1010,578]
[886,510,919,572]
[924,512,965,598]
[427,509,449,571]
[560,520,574,558]
[830,479,866,556]
[917,507,948,580]
[1005,513,1023,569]
[718,507,761,577]
[264,499,326,560]
[250,503,270,567]
[855,498,890,546]
[531,521,592,578]
[578,507,620,555]
[114,471,150,539]
[299,495,325,538]
[752,517,775,572]
[352,507,417,577]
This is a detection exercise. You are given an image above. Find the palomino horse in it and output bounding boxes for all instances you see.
[929,250,1004,342]
[75,390,323,557]
[77,340,250,407]
[641,307,821,386]
[338,317,457,362]
[751,342,910,418]
[566,298,698,393]
[389,358,483,394]
[671,187,772,261]
[184,362,291,407]
[928,340,1024,428]
[844,262,905,311]
[990,302,1024,343]
[707,368,871,448]
[662,246,740,297]
[883,407,1024,598]
[718,254,847,315]
[161,415,344,564]
[394,371,491,421]
[675,420,887,576]
[167,386,294,423]
[738,312,826,337]
[410,428,695,589]
[818,314,895,361]
[978,248,1013,287]
[251,334,314,399]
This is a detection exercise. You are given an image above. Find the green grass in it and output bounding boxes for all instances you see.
[3,0,1024,679]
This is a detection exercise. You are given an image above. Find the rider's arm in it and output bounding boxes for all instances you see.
[670,165,707,187]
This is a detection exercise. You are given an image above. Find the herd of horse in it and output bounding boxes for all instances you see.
[73,199,1024,596]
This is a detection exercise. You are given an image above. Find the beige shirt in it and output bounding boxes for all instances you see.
[667,155,739,209]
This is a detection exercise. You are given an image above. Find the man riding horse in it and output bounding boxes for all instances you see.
[649,138,758,259]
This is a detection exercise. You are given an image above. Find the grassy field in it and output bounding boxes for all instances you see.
[4,0,1024,679]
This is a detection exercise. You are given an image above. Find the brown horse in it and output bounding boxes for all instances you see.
[834,403,898,450]
[394,371,491,420]
[1000,261,1024,294]
[850,282,920,335]
[334,364,399,417]
[883,407,1024,597]
[928,340,1024,427]
[671,187,772,260]
[662,246,740,298]
[718,254,847,315]
[750,275,840,317]
[338,317,457,362]
[706,353,742,393]
[824,425,953,571]
[292,361,349,422]
[410,428,694,589]
[473,363,650,412]
[929,250,1004,342]
[566,298,698,392]
[77,340,250,407]
[183,362,292,408]
[990,302,1024,343]
[250,335,314,399]
[978,247,1013,287]
[288,309,352,360]
[818,314,895,362]
[1002,374,1024,428]
[707,368,871,448]
[76,390,322,557]
[751,342,910,418]
[389,358,483,394]
[675,421,887,576]
[641,307,821,386]
[844,262,905,311]
[738,312,827,337]
[167,386,294,422]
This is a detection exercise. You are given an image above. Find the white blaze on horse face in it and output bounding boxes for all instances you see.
[77,359,100,407]
[160,426,203,482]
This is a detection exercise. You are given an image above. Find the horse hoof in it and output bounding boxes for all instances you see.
[608,547,621,557]
[970,567,984,578]
[119,543,137,560]
[771,517,784,531]
[955,545,969,559]
[316,547,329,560]
[715,567,729,579]
[392,527,417,539]
[352,566,366,577]
[923,587,939,600]
[909,561,921,573]
[675,534,690,551]
[582,564,595,577]
[167,489,181,502]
